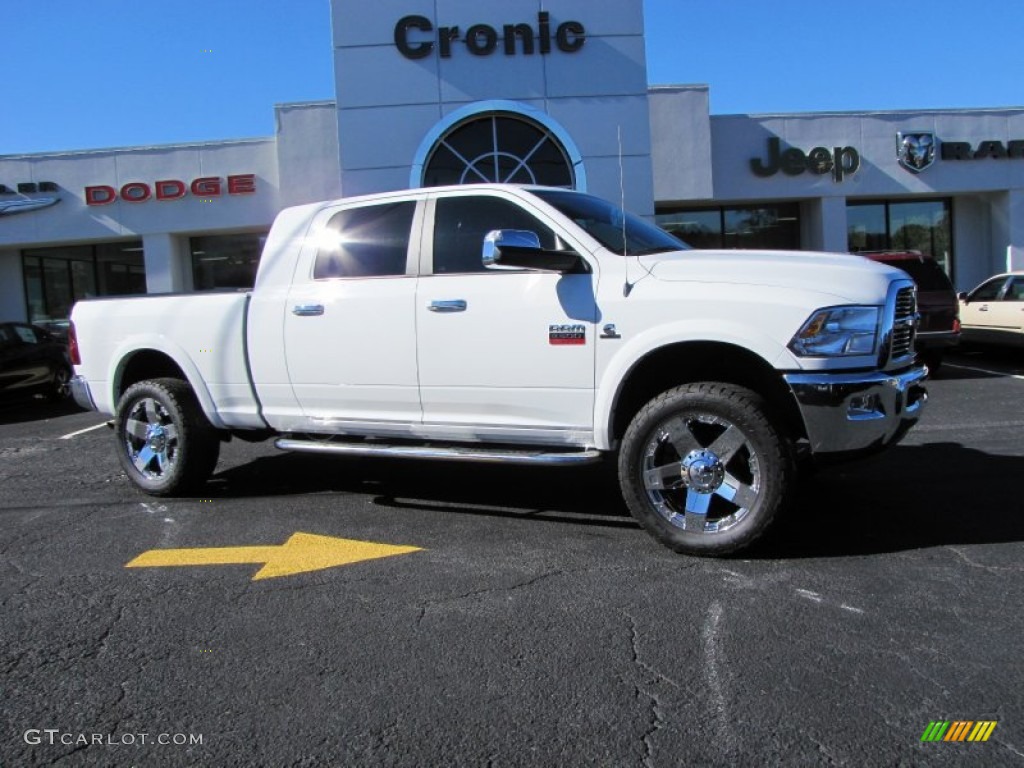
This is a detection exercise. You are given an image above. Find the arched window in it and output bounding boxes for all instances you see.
[422,112,575,188]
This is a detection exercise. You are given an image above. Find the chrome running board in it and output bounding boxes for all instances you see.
[275,438,602,466]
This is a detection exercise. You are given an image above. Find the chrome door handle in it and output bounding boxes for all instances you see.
[428,300,467,313]
[292,304,325,316]
[978,305,989,312]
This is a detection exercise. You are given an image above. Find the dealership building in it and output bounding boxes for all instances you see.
[2,0,1023,328]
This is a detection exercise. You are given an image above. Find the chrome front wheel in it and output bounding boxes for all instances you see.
[619,383,790,556]
[641,414,762,535]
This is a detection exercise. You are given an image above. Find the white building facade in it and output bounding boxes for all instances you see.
[2,0,1022,326]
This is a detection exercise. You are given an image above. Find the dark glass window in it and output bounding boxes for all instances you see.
[423,113,574,189]
[22,241,144,326]
[969,276,1006,301]
[1005,277,1024,301]
[846,204,887,252]
[191,232,267,290]
[847,199,953,277]
[313,202,415,279]
[890,201,952,272]
[97,243,147,295]
[433,196,558,274]
[654,210,721,249]
[655,203,801,250]
[723,207,800,250]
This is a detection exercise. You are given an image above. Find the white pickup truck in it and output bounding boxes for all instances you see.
[69,184,927,556]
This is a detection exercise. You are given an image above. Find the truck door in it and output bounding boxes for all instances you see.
[282,199,423,430]
[415,191,598,443]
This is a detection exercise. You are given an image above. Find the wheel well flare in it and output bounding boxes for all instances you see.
[116,351,188,400]
[610,342,805,444]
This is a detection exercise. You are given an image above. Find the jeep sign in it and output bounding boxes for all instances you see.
[751,137,860,182]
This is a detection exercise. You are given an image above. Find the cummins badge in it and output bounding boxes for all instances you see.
[549,324,586,345]
[897,132,937,173]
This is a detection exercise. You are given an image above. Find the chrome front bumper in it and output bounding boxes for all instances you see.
[70,375,97,411]
[784,366,928,455]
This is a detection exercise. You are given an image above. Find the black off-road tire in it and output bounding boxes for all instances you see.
[114,378,220,496]
[618,382,791,557]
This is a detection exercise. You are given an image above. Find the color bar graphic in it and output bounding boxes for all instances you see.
[921,720,996,742]
[944,721,972,741]
[968,721,998,742]
[921,721,949,742]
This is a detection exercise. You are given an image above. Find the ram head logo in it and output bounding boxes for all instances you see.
[897,132,937,173]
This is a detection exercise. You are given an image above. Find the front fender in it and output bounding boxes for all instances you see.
[593,321,790,450]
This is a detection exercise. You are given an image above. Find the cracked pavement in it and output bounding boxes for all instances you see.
[1,351,1023,766]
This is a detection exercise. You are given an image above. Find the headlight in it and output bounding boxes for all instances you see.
[789,306,881,357]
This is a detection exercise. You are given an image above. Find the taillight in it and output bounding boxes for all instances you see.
[68,321,81,365]
[953,317,961,333]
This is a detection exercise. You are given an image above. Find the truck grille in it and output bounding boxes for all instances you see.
[890,286,917,361]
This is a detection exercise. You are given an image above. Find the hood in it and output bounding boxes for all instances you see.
[639,249,904,305]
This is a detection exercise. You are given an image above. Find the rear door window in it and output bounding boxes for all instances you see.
[313,202,416,279]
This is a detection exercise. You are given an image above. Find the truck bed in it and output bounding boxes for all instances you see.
[70,291,264,430]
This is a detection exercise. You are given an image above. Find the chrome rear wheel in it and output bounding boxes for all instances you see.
[123,397,180,481]
[114,378,219,496]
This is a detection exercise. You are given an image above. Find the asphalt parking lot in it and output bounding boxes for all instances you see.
[2,349,1023,767]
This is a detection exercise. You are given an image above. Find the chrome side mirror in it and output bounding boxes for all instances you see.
[482,230,543,267]
[482,229,583,273]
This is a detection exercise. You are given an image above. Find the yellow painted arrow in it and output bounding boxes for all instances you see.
[125,532,423,581]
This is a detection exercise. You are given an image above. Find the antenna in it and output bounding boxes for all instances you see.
[618,126,633,297]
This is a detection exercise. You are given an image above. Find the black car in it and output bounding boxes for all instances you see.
[0,322,72,402]
[859,251,960,371]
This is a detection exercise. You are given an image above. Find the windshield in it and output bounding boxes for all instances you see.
[532,190,690,256]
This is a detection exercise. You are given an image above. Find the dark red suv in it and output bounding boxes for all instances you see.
[859,251,960,371]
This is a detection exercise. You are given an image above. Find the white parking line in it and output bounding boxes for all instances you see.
[59,422,111,440]
[945,363,1024,381]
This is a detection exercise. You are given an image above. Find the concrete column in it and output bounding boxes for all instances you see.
[0,249,27,321]
[802,196,849,253]
[952,195,994,292]
[1004,190,1024,271]
[820,197,849,253]
[142,233,191,294]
